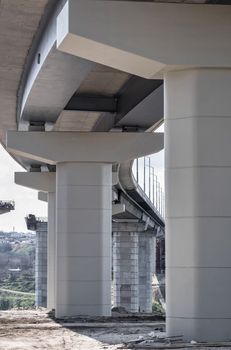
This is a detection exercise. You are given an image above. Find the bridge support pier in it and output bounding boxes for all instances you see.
[112,224,155,313]
[139,233,155,313]
[47,192,56,310]
[165,68,231,341]
[8,131,163,317]
[55,162,112,317]
[35,221,48,307]
[113,231,139,312]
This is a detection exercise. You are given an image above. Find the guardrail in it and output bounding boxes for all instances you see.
[132,156,165,217]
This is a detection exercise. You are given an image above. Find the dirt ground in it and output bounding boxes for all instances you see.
[0,309,165,350]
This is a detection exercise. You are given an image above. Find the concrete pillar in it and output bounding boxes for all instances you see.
[9,132,163,318]
[47,192,56,310]
[138,232,155,313]
[113,231,139,313]
[165,68,231,341]
[55,162,112,317]
[15,172,56,310]
[35,221,47,307]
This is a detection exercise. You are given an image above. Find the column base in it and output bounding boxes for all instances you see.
[167,317,231,342]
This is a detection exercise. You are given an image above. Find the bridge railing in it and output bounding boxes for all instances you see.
[132,156,165,217]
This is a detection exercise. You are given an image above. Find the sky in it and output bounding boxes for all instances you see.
[0,125,164,233]
[0,145,47,232]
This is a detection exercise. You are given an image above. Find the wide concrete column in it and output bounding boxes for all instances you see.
[138,232,155,313]
[35,221,48,307]
[8,132,163,318]
[165,68,231,341]
[55,162,112,317]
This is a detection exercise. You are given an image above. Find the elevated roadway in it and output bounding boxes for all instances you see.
[1,0,231,342]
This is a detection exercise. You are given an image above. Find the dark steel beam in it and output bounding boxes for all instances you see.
[115,76,163,124]
[65,95,117,113]
[64,77,163,132]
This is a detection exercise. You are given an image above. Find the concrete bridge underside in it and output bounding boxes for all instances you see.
[0,0,231,342]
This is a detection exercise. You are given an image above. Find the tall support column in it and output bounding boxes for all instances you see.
[35,221,48,307]
[113,231,139,313]
[47,192,56,310]
[165,68,231,341]
[9,132,163,318]
[55,162,112,317]
[138,232,154,313]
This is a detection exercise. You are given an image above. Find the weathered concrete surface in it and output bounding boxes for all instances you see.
[113,232,139,313]
[0,0,49,143]
[35,221,48,308]
[139,233,155,313]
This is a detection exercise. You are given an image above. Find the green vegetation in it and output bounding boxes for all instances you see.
[13,243,34,256]
[0,242,12,253]
[152,300,165,315]
[1,274,35,293]
[0,291,35,310]
[0,240,35,310]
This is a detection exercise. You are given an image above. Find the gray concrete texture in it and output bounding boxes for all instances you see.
[35,222,48,307]
[113,230,155,313]
[165,68,231,341]
[0,0,48,143]
[139,233,155,313]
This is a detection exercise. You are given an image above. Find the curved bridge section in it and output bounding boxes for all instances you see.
[119,157,164,228]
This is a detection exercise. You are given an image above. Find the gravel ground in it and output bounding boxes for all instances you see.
[0,309,165,350]
[1,310,231,350]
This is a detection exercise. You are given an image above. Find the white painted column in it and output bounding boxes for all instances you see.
[9,132,162,318]
[47,192,56,310]
[55,162,112,317]
[165,68,231,341]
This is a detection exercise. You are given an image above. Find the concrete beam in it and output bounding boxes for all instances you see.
[112,172,119,186]
[112,222,155,233]
[57,1,231,78]
[38,191,48,203]
[7,132,163,165]
[15,172,55,192]
[112,203,125,216]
